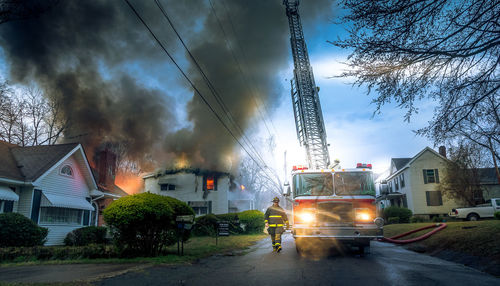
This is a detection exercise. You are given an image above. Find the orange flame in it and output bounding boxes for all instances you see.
[115,173,143,195]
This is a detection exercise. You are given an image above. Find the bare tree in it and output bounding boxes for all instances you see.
[0,82,67,146]
[334,0,499,161]
[437,144,485,207]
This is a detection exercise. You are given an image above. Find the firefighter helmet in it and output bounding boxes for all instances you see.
[272,197,280,203]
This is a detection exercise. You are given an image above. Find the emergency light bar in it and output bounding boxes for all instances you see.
[292,165,308,171]
[356,163,373,169]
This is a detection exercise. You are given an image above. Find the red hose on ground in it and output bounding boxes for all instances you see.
[379,223,447,244]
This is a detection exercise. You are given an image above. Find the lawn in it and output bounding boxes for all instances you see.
[0,234,267,267]
[383,220,500,258]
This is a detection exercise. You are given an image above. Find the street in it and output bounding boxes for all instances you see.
[96,233,497,286]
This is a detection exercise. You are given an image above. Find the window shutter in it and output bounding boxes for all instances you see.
[214,176,218,191]
[423,170,428,184]
[438,191,443,205]
[426,191,431,206]
[83,210,90,225]
[31,189,42,223]
[435,169,440,183]
[4,201,14,212]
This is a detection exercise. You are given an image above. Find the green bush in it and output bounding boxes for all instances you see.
[103,193,194,256]
[64,226,108,246]
[387,217,400,224]
[238,210,265,234]
[410,216,426,223]
[0,213,48,247]
[494,211,500,220]
[192,214,218,236]
[432,216,443,223]
[383,206,413,223]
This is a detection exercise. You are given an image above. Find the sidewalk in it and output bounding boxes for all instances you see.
[0,263,148,284]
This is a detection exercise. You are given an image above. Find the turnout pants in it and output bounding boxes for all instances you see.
[268,227,284,249]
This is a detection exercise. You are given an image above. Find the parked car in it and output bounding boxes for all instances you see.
[449,198,500,221]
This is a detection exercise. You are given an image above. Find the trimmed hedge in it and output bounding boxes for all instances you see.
[0,213,48,247]
[387,217,400,224]
[103,193,194,256]
[495,211,500,220]
[238,210,265,234]
[410,216,426,223]
[193,210,264,236]
[0,244,115,262]
[383,206,412,223]
[64,226,108,246]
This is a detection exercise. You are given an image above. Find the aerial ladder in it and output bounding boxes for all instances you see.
[283,0,330,169]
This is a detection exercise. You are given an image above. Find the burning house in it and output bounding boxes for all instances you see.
[143,168,254,216]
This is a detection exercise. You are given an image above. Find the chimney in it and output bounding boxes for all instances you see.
[97,149,117,187]
[438,146,447,158]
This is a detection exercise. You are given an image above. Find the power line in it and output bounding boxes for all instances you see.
[153,0,270,168]
[123,0,269,170]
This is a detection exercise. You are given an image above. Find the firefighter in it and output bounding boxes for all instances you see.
[265,197,288,252]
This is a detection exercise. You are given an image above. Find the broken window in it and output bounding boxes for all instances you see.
[204,175,217,191]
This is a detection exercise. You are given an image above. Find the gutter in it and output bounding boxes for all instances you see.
[0,177,32,186]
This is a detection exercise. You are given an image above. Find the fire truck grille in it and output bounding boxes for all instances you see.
[317,202,353,226]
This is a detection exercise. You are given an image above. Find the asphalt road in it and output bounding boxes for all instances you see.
[96,233,498,286]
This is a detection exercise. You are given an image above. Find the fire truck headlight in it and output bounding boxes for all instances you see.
[374,217,384,227]
[298,212,315,224]
[355,208,373,222]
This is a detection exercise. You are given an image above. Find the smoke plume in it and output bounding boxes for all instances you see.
[0,0,334,172]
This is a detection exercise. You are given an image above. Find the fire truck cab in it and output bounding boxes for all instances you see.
[287,164,384,255]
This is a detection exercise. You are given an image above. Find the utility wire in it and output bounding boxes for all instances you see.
[123,0,269,170]
[154,0,268,168]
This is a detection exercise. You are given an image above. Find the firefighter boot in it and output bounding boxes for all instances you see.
[275,233,282,253]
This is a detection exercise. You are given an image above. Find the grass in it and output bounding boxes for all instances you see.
[383,220,500,257]
[0,234,267,267]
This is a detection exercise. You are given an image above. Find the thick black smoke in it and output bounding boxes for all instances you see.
[0,0,334,171]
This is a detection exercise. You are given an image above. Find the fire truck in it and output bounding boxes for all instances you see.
[285,163,384,254]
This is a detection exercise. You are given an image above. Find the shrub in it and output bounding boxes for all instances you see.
[103,193,194,256]
[64,226,108,246]
[0,213,48,247]
[238,210,265,234]
[410,216,426,223]
[388,217,400,224]
[494,211,500,220]
[192,214,218,236]
[383,206,413,223]
[432,216,443,223]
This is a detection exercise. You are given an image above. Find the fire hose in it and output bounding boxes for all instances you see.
[379,223,447,244]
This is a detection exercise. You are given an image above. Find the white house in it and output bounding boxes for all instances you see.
[378,146,460,218]
[143,168,253,216]
[0,141,103,245]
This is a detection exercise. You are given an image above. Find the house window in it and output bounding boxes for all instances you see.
[0,200,14,213]
[204,175,217,191]
[400,173,405,188]
[423,169,440,184]
[60,165,73,177]
[188,201,212,215]
[395,177,399,191]
[426,191,443,206]
[388,181,393,193]
[160,184,176,191]
[39,207,83,225]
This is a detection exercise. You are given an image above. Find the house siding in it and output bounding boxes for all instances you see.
[144,172,229,215]
[16,186,33,218]
[35,154,92,245]
[408,150,458,215]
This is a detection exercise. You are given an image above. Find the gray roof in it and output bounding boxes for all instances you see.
[0,140,78,181]
[392,158,411,171]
